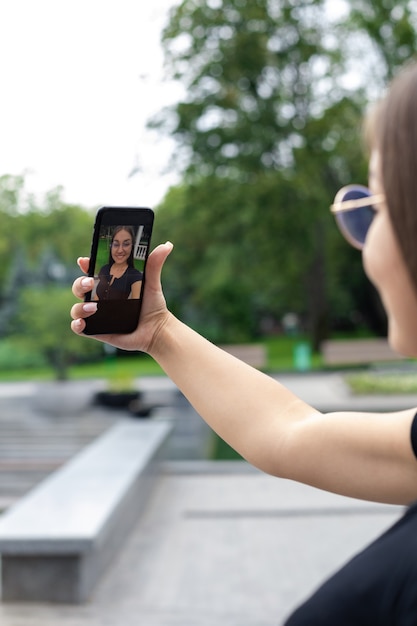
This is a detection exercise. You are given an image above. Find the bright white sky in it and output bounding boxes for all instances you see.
[0,0,181,210]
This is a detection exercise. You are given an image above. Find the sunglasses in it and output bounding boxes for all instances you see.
[330,184,385,250]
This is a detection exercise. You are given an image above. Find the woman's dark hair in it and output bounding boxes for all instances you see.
[108,225,136,267]
[369,61,417,294]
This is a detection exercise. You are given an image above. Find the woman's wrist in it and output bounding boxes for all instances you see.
[145,310,177,361]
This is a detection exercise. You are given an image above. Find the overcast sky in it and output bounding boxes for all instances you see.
[0,0,181,210]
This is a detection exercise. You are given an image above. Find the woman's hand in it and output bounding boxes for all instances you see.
[70,241,173,353]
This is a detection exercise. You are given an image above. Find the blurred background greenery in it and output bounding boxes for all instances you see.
[1,0,416,382]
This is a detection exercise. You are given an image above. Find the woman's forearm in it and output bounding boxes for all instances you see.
[71,251,417,503]
[150,312,318,474]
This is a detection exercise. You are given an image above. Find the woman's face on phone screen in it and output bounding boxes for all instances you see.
[111,229,133,265]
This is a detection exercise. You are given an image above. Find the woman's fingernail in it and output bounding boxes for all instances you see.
[74,319,83,331]
[83,303,97,313]
[81,277,93,288]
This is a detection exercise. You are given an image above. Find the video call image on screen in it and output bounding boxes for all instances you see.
[91,224,149,301]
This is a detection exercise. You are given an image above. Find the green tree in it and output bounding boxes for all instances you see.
[347,2,417,84]
[16,286,101,380]
[157,0,344,177]
[0,174,99,373]
[152,0,417,345]
[0,175,93,276]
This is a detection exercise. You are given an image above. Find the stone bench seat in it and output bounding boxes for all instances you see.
[0,420,171,603]
[219,344,267,369]
[321,338,404,366]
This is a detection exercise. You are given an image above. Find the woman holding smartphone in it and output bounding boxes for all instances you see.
[71,61,417,624]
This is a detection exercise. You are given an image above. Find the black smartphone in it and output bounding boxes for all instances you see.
[83,206,154,335]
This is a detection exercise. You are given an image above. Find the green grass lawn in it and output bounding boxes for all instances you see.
[346,371,417,395]
[263,335,321,371]
[2,335,416,399]
[68,354,164,380]
[0,335,320,383]
[0,354,165,383]
[0,336,165,383]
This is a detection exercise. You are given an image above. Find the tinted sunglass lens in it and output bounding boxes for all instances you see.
[334,186,375,249]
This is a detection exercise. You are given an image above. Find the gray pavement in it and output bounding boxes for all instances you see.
[0,464,403,625]
[274,370,417,412]
[0,371,415,625]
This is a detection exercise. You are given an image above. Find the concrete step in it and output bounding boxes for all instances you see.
[0,392,117,510]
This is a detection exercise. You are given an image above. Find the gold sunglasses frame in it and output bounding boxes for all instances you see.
[330,185,385,249]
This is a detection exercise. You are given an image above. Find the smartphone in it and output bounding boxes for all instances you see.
[83,206,154,335]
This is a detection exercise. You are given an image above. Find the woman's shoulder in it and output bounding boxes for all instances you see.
[98,263,111,275]
[127,266,143,278]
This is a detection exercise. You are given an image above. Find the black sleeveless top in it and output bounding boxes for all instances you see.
[284,414,417,625]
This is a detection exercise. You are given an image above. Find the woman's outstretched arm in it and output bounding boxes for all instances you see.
[71,245,417,505]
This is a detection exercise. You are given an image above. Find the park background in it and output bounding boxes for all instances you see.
[0,0,416,387]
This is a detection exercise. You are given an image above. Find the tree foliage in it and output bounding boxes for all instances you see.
[0,175,94,277]
[151,0,417,345]
[157,0,346,177]
[0,174,101,378]
[17,286,101,381]
[347,2,417,84]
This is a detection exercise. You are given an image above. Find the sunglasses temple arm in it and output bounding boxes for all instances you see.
[330,194,385,213]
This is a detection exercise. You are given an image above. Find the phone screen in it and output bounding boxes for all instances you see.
[83,206,154,335]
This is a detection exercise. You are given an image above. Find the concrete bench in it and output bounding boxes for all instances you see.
[219,344,267,369]
[321,338,403,366]
[0,419,171,603]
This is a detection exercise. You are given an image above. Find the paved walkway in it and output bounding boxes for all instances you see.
[274,369,417,412]
[0,462,403,626]
[0,372,415,625]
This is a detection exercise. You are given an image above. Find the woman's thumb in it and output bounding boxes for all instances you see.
[145,241,173,288]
